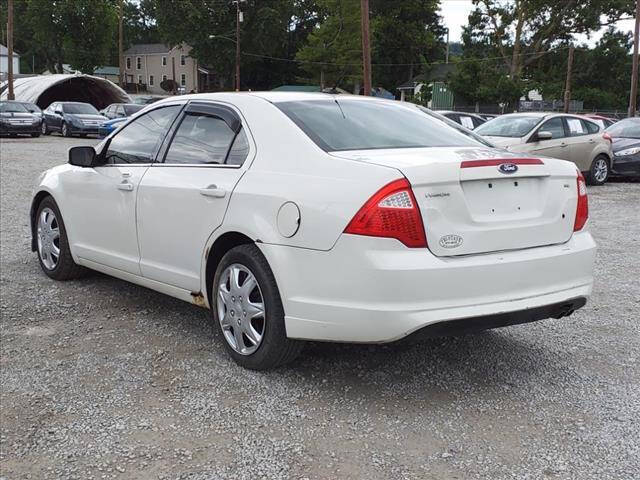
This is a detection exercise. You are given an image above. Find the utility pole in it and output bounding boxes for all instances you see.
[7,0,15,100]
[563,45,574,113]
[629,0,640,116]
[445,28,450,64]
[360,0,371,96]
[234,0,243,91]
[118,0,124,87]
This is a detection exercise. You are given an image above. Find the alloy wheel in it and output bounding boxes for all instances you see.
[593,158,608,183]
[41,122,47,135]
[61,123,68,137]
[37,207,60,270]
[217,263,266,355]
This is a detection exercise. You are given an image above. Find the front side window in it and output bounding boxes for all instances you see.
[475,115,542,138]
[164,113,238,165]
[276,99,482,152]
[104,105,181,164]
[538,117,565,139]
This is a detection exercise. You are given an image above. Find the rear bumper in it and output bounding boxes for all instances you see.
[259,231,596,343]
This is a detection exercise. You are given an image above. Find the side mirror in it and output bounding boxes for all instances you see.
[536,131,553,140]
[68,146,97,167]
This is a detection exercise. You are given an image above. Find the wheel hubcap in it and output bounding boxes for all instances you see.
[37,207,60,270]
[217,264,265,355]
[594,159,608,182]
[62,124,67,136]
[41,122,46,134]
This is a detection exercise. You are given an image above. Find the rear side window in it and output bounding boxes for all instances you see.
[164,113,242,165]
[566,117,591,137]
[276,99,481,151]
[104,105,181,164]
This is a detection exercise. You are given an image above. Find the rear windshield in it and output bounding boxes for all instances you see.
[124,104,144,115]
[63,103,99,115]
[605,118,640,139]
[0,102,28,113]
[275,99,482,151]
[475,115,542,137]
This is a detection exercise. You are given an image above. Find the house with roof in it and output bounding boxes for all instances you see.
[123,43,204,94]
[0,44,20,75]
[396,63,456,108]
[93,66,120,84]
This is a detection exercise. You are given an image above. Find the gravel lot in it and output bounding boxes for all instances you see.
[1,135,639,480]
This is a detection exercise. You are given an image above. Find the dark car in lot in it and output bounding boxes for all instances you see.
[0,101,41,137]
[606,117,640,177]
[41,102,107,137]
[100,103,144,120]
[436,110,487,129]
[98,116,128,137]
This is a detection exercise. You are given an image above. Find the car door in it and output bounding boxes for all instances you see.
[62,104,183,274]
[568,118,601,171]
[52,103,65,130]
[524,116,569,160]
[43,103,58,130]
[136,101,252,291]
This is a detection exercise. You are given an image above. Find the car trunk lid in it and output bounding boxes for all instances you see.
[331,147,578,257]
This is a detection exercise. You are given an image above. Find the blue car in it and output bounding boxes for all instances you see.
[98,117,128,138]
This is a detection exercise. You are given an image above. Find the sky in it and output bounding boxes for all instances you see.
[438,0,637,46]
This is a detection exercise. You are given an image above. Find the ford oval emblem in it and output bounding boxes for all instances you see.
[439,234,463,249]
[498,163,518,174]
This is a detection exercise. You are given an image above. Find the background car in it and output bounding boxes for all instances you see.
[479,113,499,121]
[41,102,107,137]
[18,101,43,119]
[30,93,595,370]
[436,110,487,129]
[100,103,144,120]
[0,100,41,137]
[475,112,613,185]
[584,114,616,129]
[605,117,640,178]
[132,96,164,105]
[98,116,128,137]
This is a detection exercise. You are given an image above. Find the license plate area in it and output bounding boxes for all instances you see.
[461,177,544,220]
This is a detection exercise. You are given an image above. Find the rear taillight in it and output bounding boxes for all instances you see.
[603,132,612,143]
[344,178,427,248]
[574,170,588,231]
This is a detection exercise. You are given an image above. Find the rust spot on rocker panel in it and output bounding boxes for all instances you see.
[191,292,207,308]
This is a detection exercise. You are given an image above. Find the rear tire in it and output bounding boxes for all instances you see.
[35,196,87,281]
[212,244,303,370]
[587,155,609,185]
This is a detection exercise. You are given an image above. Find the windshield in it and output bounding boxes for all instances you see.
[22,103,41,113]
[0,102,28,113]
[276,99,483,151]
[475,115,542,137]
[63,103,99,115]
[605,118,640,139]
[124,104,144,115]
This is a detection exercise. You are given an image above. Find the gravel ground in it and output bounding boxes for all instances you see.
[1,135,639,480]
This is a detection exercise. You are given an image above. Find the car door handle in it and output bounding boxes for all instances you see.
[199,185,227,198]
[117,181,134,191]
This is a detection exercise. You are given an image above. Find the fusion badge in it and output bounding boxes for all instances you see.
[439,234,463,249]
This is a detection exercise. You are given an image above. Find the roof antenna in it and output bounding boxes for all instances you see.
[334,99,346,119]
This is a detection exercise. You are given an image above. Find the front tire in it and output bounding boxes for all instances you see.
[587,155,609,185]
[35,196,87,280]
[61,122,71,137]
[41,122,49,135]
[212,244,303,370]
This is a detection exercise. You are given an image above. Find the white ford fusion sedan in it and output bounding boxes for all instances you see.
[30,93,596,370]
